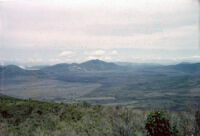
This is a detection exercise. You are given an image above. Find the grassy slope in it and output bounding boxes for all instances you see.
[0,94,198,136]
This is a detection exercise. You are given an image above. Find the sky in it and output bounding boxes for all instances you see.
[0,0,199,66]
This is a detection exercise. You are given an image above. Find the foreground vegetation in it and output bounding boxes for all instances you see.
[0,94,199,136]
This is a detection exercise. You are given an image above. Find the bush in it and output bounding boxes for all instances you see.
[195,110,200,136]
[145,110,178,136]
[82,101,91,108]
[110,107,136,136]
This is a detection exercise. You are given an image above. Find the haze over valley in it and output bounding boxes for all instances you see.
[0,59,200,111]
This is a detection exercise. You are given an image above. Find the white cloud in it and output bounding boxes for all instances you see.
[104,56,112,61]
[87,56,98,60]
[48,58,62,63]
[129,55,200,64]
[191,56,200,59]
[59,51,74,57]
[92,50,105,56]
[180,56,200,60]
[27,58,43,63]
[87,55,112,62]
[111,50,118,55]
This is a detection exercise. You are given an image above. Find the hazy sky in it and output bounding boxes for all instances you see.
[0,0,199,65]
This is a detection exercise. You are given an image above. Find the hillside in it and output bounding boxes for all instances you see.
[42,59,125,74]
[0,94,199,136]
[0,65,45,79]
[80,59,123,71]
[166,63,200,74]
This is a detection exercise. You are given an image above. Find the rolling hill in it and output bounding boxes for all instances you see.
[0,60,200,110]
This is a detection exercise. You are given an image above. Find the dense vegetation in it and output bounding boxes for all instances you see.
[0,94,199,136]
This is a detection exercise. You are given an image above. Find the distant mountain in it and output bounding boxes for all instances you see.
[2,61,200,79]
[0,65,45,78]
[41,63,71,75]
[0,65,4,72]
[25,65,49,70]
[80,59,122,71]
[167,63,200,74]
[42,59,125,74]
[0,65,27,77]
[41,60,200,76]
[115,62,163,69]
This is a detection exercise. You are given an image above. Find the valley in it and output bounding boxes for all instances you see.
[0,60,200,111]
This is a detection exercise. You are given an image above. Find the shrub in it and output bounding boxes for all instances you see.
[195,110,200,136]
[82,101,91,108]
[145,110,178,136]
[110,108,136,136]
[1,110,12,118]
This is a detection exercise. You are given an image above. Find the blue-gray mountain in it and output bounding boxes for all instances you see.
[0,65,45,78]
[0,59,200,111]
[1,60,200,77]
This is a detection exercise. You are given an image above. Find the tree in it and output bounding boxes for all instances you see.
[110,107,136,136]
[195,110,200,136]
[145,111,178,136]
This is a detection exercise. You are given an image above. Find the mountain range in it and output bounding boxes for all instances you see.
[1,59,200,110]
[1,59,200,77]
